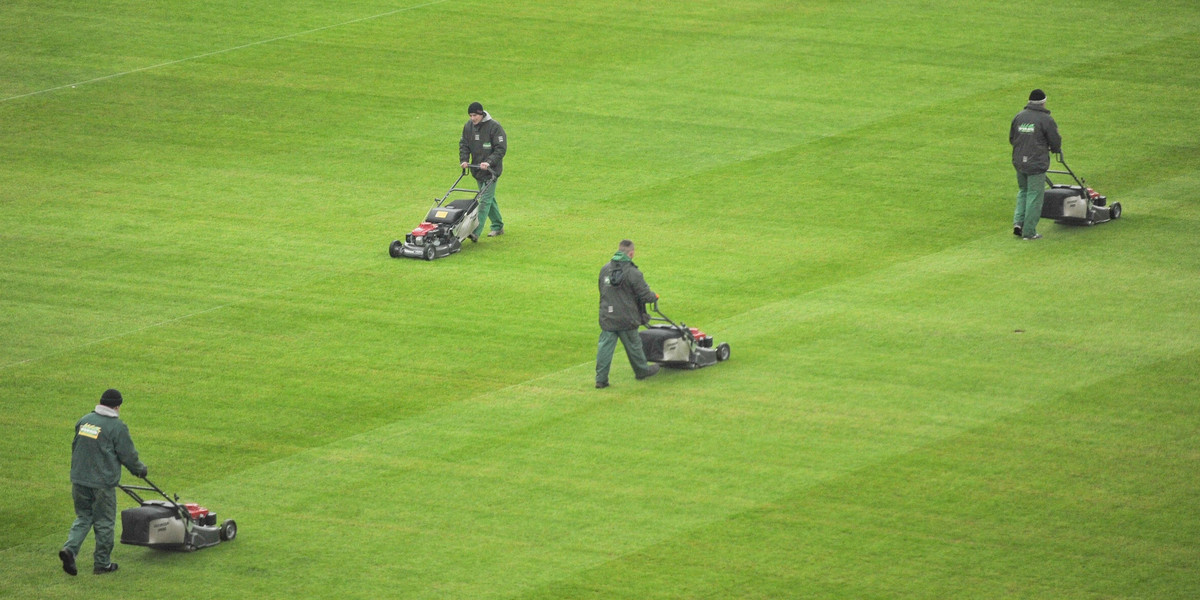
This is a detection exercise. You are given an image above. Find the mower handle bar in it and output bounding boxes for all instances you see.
[437,167,495,206]
[1046,153,1086,188]
[118,475,191,520]
[460,164,496,179]
[646,300,679,327]
[644,300,701,344]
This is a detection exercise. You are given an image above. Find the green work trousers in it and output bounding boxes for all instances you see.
[1014,171,1045,237]
[596,329,652,384]
[472,177,503,237]
[64,483,117,568]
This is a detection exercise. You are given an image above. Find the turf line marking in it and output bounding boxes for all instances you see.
[0,275,335,371]
[0,0,455,104]
[1,304,234,370]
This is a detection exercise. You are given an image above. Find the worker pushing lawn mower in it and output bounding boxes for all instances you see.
[1009,88,1060,240]
[460,101,507,240]
[1008,87,1121,237]
[1012,88,1123,234]
[595,240,729,389]
[60,389,147,576]
[389,101,508,260]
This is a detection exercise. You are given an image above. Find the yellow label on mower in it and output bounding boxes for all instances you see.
[436,211,448,218]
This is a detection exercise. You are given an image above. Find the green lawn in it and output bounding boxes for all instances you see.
[2,1,1198,598]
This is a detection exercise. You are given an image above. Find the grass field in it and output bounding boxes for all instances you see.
[2,1,1199,598]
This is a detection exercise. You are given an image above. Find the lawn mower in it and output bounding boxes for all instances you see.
[118,476,236,552]
[1041,154,1121,225]
[389,166,492,260]
[639,300,730,369]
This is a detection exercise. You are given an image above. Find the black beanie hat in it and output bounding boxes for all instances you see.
[100,388,123,407]
[1029,89,1046,102]
[468,102,484,115]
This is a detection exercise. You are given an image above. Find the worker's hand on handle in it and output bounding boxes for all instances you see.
[479,162,490,171]
[136,466,148,478]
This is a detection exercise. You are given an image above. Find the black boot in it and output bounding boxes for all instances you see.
[59,549,77,576]
[93,562,119,575]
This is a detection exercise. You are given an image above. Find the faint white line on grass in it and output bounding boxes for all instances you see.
[2,309,214,369]
[1,303,235,370]
[1,274,334,370]
[0,0,455,104]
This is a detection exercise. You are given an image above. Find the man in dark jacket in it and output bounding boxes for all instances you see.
[59,389,148,576]
[459,101,507,241]
[595,240,660,388]
[1009,88,1063,240]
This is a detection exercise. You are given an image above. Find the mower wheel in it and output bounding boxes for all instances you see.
[220,520,238,542]
[388,240,403,258]
[716,343,731,361]
[423,244,436,261]
[1110,202,1122,219]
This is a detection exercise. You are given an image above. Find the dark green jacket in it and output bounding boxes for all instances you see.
[459,112,507,181]
[70,406,146,488]
[598,251,657,331]
[1010,103,1062,174]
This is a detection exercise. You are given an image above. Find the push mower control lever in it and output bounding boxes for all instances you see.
[459,164,497,186]
[647,300,678,327]
[1047,154,1087,188]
